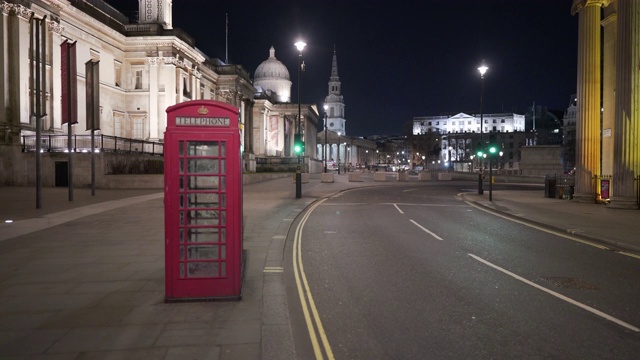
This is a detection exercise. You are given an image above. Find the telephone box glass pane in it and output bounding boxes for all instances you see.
[187,245,218,259]
[188,176,219,190]
[179,141,184,156]
[221,159,226,173]
[220,211,226,225]
[220,176,226,190]
[188,193,219,208]
[180,263,185,278]
[221,228,226,242]
[221,194,226,208]
[188,210,219,226]
[221,262,226,277]
[221,142,226,156]
[188,142,218,156]
[188,228,219,242]
[188,262,218,277]
[188,159,218,173]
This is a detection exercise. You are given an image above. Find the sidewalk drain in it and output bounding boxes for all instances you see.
[539,276,600,290]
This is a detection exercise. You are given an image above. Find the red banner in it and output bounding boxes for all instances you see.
[61,41,77,125]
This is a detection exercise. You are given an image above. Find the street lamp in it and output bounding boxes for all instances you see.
[478,61,488,195]
[294,40,306,199]
[323,104,328,173]
[337,131,341,174]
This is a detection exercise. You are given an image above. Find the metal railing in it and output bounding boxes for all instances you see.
[21,134,163,156]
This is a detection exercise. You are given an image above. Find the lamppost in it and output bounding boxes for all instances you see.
[294,40,306,199]
[337,131,341,174]
[323,104,328,173]
[478,61,488,195]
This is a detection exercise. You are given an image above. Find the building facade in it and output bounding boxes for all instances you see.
[0,0,324,181]
[571,0,640,207]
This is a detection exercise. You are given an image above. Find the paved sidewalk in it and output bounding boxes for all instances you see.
[0,174,638,359]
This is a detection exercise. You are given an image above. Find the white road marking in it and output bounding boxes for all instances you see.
[468,253,640,332]
[393,204,404,214]
[409,219,443,241]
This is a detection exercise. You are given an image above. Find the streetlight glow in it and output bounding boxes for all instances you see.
[478,63,488,78]
[295,41,306,52]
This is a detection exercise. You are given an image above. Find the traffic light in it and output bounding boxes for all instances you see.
[293,134,304,155]
[488,135,498,155]
[476,142,484,157]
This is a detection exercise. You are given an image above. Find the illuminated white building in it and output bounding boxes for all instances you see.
[0,0,255,145]
[412,112,525,135]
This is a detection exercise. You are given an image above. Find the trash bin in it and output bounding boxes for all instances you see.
[556,185,564,199]
[545,177,556,198]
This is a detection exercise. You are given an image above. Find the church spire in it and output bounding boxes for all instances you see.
[325,46,346,135]
[328,48,341,96]
[330,48,339,81]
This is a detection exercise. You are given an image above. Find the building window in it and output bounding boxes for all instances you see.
[114,61,122,88]
[493,119,497,123]
[133,117,144,139]
[134,69,143,89]
[182,76,191,98]
[501,119,505,123]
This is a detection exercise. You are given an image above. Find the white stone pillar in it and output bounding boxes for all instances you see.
[610,0,640,208]
[148,58,159,140]
[571,0,607,201]
[601,6,617,180]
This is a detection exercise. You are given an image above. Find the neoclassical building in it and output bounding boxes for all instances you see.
[250,46,319,167]
[1,0,254,142]
[571,0,640,207]
[0,0,323,183]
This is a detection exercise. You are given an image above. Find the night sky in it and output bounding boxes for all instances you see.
[107,0,578,137]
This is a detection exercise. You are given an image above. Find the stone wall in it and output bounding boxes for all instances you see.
[520,145,565,176]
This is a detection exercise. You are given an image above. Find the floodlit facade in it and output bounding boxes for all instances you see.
[571,0,640,207]
[0,0,323,181]
[412,113,525,135]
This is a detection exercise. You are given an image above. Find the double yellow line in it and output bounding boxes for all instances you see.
[292,199,335,360]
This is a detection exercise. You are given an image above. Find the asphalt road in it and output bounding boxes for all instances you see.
[284,183,640,359]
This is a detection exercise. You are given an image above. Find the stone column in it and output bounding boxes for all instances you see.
[571,0,609,201]
[601,5,617,181]
[148,57,159,141]
[610,0,640,208]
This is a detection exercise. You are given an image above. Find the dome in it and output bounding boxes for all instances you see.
[254,47,292,103]
[254,47,290,81]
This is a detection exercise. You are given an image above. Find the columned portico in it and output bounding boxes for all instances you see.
[571,0,609,201]
[610,0,640,208]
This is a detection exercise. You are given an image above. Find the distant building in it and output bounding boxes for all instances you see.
[413,112,525,135]
[412,113,534,171]
[317,49,375,171]
[562,95,577,173]
[251,47,319,166]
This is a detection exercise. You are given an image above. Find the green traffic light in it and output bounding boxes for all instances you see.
[489,146,497,154]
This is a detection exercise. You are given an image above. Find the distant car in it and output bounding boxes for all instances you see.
[327,161,338,170]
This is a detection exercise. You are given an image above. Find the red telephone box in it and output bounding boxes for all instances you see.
[164,100,242,301]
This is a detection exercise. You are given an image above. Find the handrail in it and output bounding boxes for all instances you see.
[21,134,163,156]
